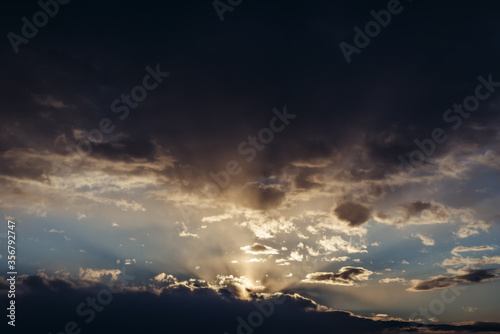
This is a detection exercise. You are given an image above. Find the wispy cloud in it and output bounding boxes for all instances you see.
[302,267,373,286]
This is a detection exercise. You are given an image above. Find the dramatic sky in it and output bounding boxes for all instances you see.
[1,0,500,333]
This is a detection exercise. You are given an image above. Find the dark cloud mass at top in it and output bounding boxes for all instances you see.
[1,0,499,195]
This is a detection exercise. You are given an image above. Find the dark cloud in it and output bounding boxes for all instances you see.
[1,0,499,196]
[0,0,499,226]
[238,183,285,210]
[411,276,457,291]
[91,139,158,162]
[398,201,450,224]
[0,277,8,290]
[250,244,267,252]
[404,201,432,216]
[0,273,80,294]
[459,269,498,283]
[241,243,279,255]
[294,167,323,190]
[3,274,500,334]
[410,269,499,291]
[334,202,371,227]
[302,267,372,285]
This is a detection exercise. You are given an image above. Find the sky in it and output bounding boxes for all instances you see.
[1,0,500,333]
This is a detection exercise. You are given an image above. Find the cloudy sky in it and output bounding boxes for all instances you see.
[1,0,500,333]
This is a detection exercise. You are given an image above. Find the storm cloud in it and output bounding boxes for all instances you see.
[302,267,373,286]
[334,202,371,227]
[410,269,500,291]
